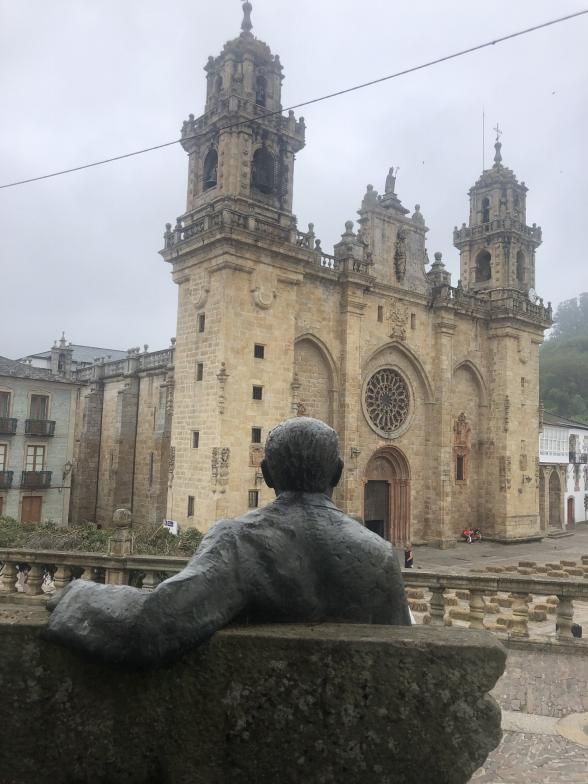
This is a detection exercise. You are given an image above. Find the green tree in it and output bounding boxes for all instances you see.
[540,313,588,424]
[551,292,588,340]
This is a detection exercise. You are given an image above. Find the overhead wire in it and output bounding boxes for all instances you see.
[1,8,587,191]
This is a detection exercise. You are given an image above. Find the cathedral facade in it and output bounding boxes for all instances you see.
[160,3,551,546]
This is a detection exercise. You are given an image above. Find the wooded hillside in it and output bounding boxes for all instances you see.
[540,293,588,424]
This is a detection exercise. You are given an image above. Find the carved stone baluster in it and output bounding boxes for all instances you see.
[0,560,17,594]
[80,567,94,582]
[53,565,71,591]
[556,595,574,640]
[24,564,44,596]
[429,586,445,626]
[141,571,160,592]
[510,593,529,638]
[469,590,485,630]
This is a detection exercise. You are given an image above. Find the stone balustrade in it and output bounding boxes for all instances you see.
[0,548,187,597]
[403,569,588,641]
[2,547,587,646]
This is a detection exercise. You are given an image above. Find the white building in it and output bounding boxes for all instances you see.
[539,413,588,530]
[0,355,78,524]
[18,334,127,372]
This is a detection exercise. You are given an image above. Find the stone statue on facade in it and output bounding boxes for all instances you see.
[45,418,410,666]
[385,167,397,194]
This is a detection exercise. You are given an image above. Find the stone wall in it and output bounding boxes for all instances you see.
[493,638,588,717]
[0,622,505,784]
[70,359,172,528]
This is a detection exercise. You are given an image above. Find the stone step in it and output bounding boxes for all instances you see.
[547,529,574,539]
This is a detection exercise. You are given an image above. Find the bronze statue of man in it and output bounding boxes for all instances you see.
[45,417,410,666]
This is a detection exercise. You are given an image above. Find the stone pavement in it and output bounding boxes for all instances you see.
[411,525,588,573]
[472,710,588,783]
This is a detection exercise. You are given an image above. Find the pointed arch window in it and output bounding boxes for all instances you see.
[255,75,267,107]
[481,197,490,224]
[252,146,275,194]
[215,74,223,94]
[516,250,525,282]
[203,148,218,191]
[475,250,492,282]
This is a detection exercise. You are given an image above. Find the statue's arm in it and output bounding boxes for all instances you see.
[44,521,247,666]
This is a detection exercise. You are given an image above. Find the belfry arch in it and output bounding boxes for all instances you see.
[363,447,411,547]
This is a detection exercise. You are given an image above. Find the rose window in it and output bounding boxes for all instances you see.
[364,369,410,436]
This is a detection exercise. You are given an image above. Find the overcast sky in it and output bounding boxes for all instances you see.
[1,0,587,358]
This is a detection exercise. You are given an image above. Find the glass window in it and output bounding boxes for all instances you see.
[196,362,204,381]
[0,444,7,471]
[252,385,263,401]
[0,391,10,418]
[30,395,49,420]
[187,495,195,517]
[248,490,259,508]
[198,314,206,333]
[251,427,262,444]
[26,445,45,472]
[254,344,265,359]
[456,455,465,481]
[192,431,200,448]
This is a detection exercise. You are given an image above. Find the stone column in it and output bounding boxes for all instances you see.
[432,310,456,547]
[337,283,367,518]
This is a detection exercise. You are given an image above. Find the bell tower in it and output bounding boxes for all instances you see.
[179,1,305,216]
[453,129,542,294]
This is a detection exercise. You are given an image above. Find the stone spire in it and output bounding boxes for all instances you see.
[241,1,253,36]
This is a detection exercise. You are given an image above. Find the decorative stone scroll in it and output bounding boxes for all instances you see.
[249,445,264,468]
[504,395,511,432]
[211,447,230,493]
[364,368,410,438]
[499,456,512,491]
[388,298,409,341]
[251,286,277,310]
[217,362,228,414]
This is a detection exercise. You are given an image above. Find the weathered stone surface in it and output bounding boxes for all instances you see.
[0,622,505,784]
[493,638,588,717]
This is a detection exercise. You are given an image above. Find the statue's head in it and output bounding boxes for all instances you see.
[261,417,344,495]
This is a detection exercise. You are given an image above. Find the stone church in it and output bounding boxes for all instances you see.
[156,2,551,546]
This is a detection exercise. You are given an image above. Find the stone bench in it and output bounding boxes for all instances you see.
[0,618,505,784]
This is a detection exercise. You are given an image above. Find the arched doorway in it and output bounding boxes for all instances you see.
[548,470,562,528]
[567,497,575,528]
[364,448,410,546]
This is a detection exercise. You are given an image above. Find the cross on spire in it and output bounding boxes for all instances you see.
[241,1,253,35]
[493,123,503,164]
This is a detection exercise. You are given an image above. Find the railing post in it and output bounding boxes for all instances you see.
[53,565,71,591]
[556,595,574,640]
[510,593,529,638]
[106,508,132,586]
[469,590,485,630]
[429,586,445,626]
[80,568,94,582]
[141,571,160,592]
[0,560,17,594]
[24,564,44,596]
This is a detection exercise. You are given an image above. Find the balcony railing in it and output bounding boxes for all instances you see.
[25,419,55,437]
[0,471,13,490]
[20,471,52,489]
[0,417,17,435]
